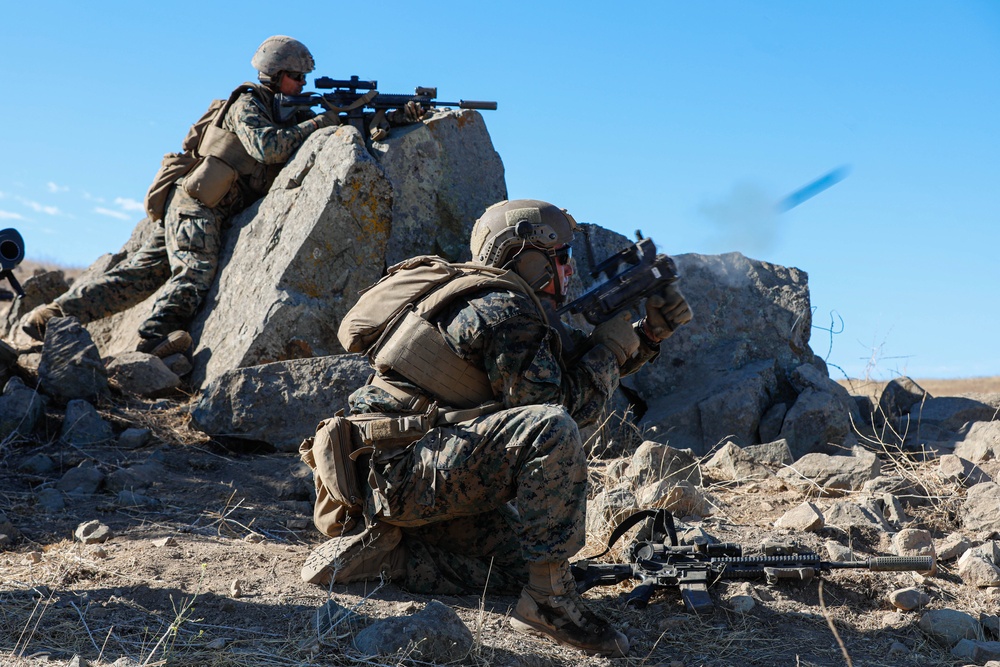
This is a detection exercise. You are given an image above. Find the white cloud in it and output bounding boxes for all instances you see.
[17,197,60,216]
[114,197,145,212]
[0,210,25,220]
[47,182,70,194]
[94,207,131,221]
[83,192,106,203]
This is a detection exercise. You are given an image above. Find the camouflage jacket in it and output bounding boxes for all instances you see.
[349,287,659,428]
[208,84,321,220]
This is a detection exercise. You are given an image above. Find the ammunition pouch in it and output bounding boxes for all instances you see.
[182,156,238,209]
[144,152,199,222]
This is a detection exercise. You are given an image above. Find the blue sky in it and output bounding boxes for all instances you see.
[1,1,997,379]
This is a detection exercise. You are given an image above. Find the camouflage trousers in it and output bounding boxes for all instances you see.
[368,403,588,595]
[55,186,223,340]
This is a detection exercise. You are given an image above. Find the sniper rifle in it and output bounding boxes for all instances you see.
[279,75,497,133]
[571,509,934,614]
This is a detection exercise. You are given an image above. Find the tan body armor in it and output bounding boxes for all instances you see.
[339,255,549,411]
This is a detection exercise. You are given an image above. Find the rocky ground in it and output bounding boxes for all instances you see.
[1,369,998,667]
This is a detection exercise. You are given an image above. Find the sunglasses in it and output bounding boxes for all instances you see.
[553,245,572,264]
[286,72,306,83]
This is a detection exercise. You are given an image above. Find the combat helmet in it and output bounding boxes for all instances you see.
[471,199,577,292]
[252,35,315,81]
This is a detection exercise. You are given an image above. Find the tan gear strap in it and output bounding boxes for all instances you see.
[369,374,431,413]
[318,89,378,113]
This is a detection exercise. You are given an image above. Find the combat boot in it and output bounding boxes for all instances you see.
[21,302,64,341]
[136,330,192,359]
[510,560,629,657]
[302,520,407,586]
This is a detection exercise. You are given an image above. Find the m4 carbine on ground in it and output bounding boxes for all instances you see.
[279,75,497,133]
[571,509,934,614]
[559,232,679,327]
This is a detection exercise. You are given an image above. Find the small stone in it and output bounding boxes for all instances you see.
[152,537,177,548]
[56,461,105,496]
[887,640,908,656]
[729,595,756,612]
[160,353,192,377]
[315,599,352,636]
[936,533,973,561]
[286,518,310,530]
[74,520,112,544]
[205,637,227,650]
[952,638,976,659]
[36,488,65,512]
[230,579,243,598]
[116,490,159,507]
[117,427,152,450]
[88,546,108,559]
[888,587,930,611]
[243,533,264,544]
[0,534,13,549]
[774,501,824,531]
[18,453,55,475]
[825,540,854,561]
[25,551,42,564]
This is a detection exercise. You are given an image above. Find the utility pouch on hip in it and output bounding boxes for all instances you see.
[144,152,199,222]
[299,411,365,537]
[183,155,238,208]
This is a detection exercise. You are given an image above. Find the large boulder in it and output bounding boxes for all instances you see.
[188,125,393,387]
[371,108,506,264]
[190,354,371,452]
[38,317,109,404]
[633,253,815,455]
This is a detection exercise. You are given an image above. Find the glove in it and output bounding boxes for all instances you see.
[643,283,693,342]
[312,111,341,130]
[402,101,425,122]
[591,312,640,365]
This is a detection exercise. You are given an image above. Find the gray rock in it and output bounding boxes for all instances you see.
[353,599,472,662]
[757,403,788,444]
[106,352,181,398]
[18,453,55,475]
[962,483,1000,533]
[628,251,819,457]
[703,441,774,482]
[0,378,49,440]
[38,316,108,403]
[0,269,69,341]
[952,638,976,659]
[936,534,973,561]
[889,587,930,611]
[56,461,105,496]
[774,502,824,532]
[878,377,929,420]
[823,500,894,533]
[106,461,164,492]
[728,594,756,612]
[954,421,1000,464]
[777,451,880,496]
[973,643,1000,662]
[74,520,112,544]
[624,441,702,488]
[315,599,357,637]
[778,387,854,460]
[918,608,982,647]
[372,108,506,264]
[881,493,910,527]
[117,427,152,450]
[60,399,115,446]
[0,511,15,539]
[636,479,712,518]
[825,540,853,561]
[893,529,935,559]
[160,353,192,377]
[862,475,929,507]
[911,395,1000,432]
[35,487,65,512]
[587,485,638,537]
[940,454,992,487]
[697,361,777,450]
[958,543,1000,587]
[187,126,394,388]
[744,439,794,467]
[190,354,371,451]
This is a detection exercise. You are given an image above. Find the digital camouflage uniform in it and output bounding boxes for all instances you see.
[53,87,325,339]
[349,287,658,595]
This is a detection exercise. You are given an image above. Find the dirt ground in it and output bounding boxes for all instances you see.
[1,378,998,666]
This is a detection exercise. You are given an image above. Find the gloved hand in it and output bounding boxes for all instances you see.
[643,283,693,342]
[591,312,640,365]
[312,111,341,129]
[387,101,426,125]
